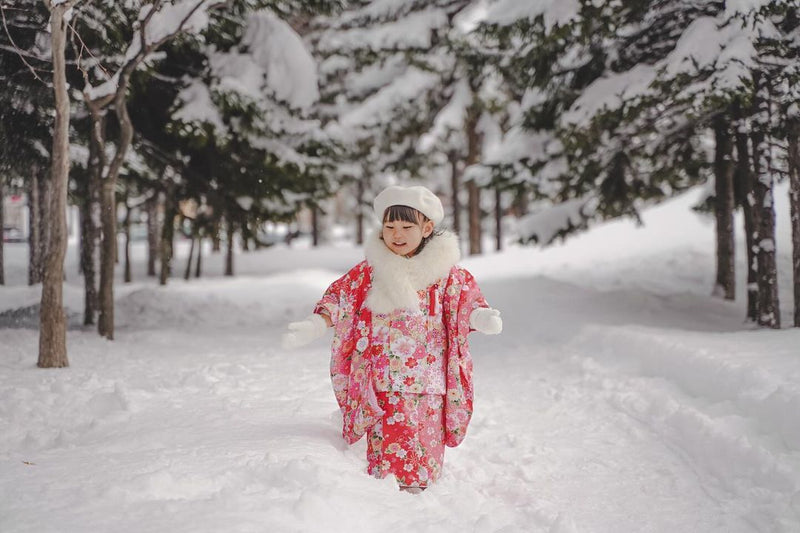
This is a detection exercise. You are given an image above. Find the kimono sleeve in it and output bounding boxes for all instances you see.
[442,266,489,447]
[313,261,369,328]
[459,268,490,321]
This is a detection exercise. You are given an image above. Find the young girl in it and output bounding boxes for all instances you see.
[282,185,502,492]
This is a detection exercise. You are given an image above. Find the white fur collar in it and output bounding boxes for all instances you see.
[364,227,461,314]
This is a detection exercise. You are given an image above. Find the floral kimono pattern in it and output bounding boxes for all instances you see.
[367,392,445,487]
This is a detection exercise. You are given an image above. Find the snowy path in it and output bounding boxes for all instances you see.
[2,259,799,532]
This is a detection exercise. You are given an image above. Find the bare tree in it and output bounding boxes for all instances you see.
[38,0,81,368]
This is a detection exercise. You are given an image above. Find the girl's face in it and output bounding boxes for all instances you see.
[382,210,434,257]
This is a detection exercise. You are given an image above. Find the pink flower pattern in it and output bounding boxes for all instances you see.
[367,392,444,488]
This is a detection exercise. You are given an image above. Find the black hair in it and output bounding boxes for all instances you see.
[381,205,442,255]
[382,205,428,225]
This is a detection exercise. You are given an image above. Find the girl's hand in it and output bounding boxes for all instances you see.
[469,307,503,335]
[281,314,329,349]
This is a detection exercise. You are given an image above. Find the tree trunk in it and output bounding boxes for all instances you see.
[28,165,43,285]
[712,114,735,300]
[79,108,104,324]
[159,192,176,286]
[465,102,483,255]
[750,74,780,328]
[0,179,4,285]
[123,191,132,283]
[97,178,116,338]
[450,152,461,239]
[38,2,72,368]
[311,205,320,247]
[195,236,202,278]
[78,189,96,324]
[211,217,221,252]
[733,102,758,322]
[225,219,234,277]
[787,118,800,327]
[184,230,195,281]
[146,193,160,276]
[97,73,135,340]
[240,221,250,252]
[495,187,502,252]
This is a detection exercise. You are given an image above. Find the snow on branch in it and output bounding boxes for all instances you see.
[318,8,448,53]
[479,0,580,30]
[518,196,598,246]
[339,67,440,130]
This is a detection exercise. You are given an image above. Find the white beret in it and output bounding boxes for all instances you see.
[373,185,444,225]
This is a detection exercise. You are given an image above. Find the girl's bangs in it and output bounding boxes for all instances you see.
[383,205,425,224]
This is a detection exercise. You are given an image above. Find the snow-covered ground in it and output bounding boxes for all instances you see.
[1,185,799,533]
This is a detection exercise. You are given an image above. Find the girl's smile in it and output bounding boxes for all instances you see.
[382,219,433,257]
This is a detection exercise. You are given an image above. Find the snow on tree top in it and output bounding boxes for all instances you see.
[479,0,580,30]
[317,8,448,52]
[241,11,319,111]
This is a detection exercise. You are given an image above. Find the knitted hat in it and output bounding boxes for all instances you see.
[373,185,444,225]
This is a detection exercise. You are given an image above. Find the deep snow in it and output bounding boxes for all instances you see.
[1,186,799,532]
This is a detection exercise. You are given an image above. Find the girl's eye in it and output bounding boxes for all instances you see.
[402,226,412,230]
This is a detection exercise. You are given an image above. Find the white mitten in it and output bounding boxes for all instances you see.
[281,314,328,349]
[469,307,503,335]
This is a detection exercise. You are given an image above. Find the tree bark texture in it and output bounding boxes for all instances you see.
[97,178,116,338]
[81,107,105,324]
[750,76,780,328]
[97,73,135,339]
[123,193,132,283]
[712,115,735,300]
[38,3,72,368]
[733,103,758,322]
[146,193,160,277]
[465,102,483,255]
[787,118,800,327]
[0,180,4,285]
[28,165,44,285]
[159,194,176,286]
